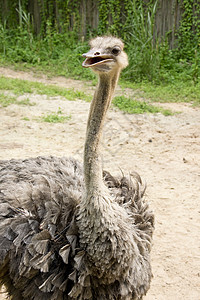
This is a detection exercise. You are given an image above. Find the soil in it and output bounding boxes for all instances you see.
[0,67,199,299]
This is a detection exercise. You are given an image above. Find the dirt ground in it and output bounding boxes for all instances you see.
[0,67,199,299]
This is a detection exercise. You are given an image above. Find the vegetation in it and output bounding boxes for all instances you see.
[21,117,30,121]
[0,0,199,107]
[113,96,173,116]
[0,93,17,107]
[0,92,34,107]
[120,81,200,106]
[40,108,71,123]
[0,76,174,115]
[0,76,90,101]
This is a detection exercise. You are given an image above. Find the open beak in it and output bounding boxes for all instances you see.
[82,51,113,68]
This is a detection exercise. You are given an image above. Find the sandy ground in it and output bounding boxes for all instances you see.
[0,67,200,299]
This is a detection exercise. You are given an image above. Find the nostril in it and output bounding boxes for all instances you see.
[94,52,100,56]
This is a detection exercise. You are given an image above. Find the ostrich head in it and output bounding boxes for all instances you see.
[82,36,128,73]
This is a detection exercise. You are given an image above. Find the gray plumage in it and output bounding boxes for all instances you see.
[0,36,154,300]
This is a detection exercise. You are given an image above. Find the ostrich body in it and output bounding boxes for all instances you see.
[0,36,154,299]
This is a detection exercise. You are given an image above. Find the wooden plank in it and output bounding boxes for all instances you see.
[0,0,197,49]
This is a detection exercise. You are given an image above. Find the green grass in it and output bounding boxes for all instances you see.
[0,76,91,102]
[1,71,199,118]
[40,108,71,123]
[0,92,34,107]
[1,68,199,112]
[21,117,30,121]
[0,75,175,116]
[113,96,173,116]
[17,98,35,106]
[0,93,16,107]
[120,80,200,106]
[0,19,199,99]
[142,83,200,105]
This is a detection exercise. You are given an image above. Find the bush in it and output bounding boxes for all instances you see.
[0,0,199,86]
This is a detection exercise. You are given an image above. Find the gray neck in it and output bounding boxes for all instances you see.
[84,71,120,196]
[79,70,135,277]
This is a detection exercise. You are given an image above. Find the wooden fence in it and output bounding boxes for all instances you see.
[0,0,197,48]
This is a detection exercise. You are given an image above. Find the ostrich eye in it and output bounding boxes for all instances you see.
[111,47,121,56]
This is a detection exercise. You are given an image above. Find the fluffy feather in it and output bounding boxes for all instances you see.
[0,156,154,299]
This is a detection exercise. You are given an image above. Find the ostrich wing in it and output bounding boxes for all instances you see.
[103,170,154,249]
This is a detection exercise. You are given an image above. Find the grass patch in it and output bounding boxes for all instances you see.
[120,80,200,106]
[113,96,173,116]
[40,108,71,123]
[0,92,34,107]
[17,98,35,106]
[0,76,91,102]
[1,71,198,119]
[21,117,30,121]
[0,76,174,116]
[0,93,16,107]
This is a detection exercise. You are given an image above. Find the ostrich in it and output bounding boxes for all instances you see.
[0,36,154,300]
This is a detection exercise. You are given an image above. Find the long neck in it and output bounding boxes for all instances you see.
[79,70,135,275]
[84,71,120,196]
